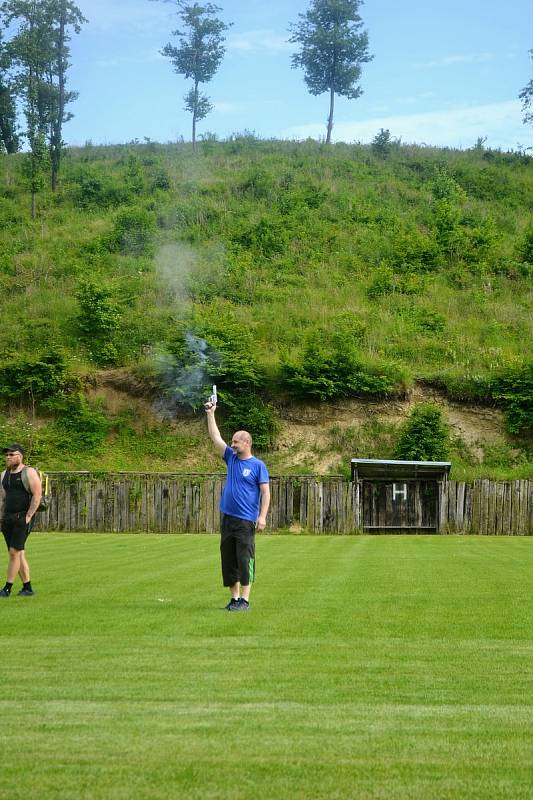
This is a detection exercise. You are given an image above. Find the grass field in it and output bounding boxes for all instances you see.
[1,533,532,800]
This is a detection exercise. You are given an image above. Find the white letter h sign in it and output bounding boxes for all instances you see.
[393,482,408,502]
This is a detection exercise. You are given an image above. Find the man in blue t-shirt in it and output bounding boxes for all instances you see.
[205,399,270,612]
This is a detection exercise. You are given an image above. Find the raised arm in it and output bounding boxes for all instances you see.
[205,400,227,457]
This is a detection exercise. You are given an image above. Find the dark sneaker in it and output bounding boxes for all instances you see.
[235,598,250,612]
[224,598,240,611]
[0,588,10,598]
[17,588,34,596]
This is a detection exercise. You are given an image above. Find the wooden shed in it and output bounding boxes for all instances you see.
[351,459,451,533]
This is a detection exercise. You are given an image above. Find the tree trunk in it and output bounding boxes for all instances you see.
[192,82,198,151]
[31,191,37,220]
[51,5,66,191]
[326,87,335,144]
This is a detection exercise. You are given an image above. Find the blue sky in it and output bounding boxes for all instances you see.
[64,0,533,150]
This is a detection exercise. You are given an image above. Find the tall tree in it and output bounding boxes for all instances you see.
[0,30,19,152]
[289,0,373,144]
[44,0,86,190]
[1,0,85,193]
[157,1,231,150]
[519,49,533,127]
[1,0,50,215]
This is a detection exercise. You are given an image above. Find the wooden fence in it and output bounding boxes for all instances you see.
[32,473,533,535]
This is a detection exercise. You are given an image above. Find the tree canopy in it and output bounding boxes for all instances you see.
[289,0,373,143]
[158,1,231,149]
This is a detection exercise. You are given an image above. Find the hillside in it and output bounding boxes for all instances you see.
[0,136,532,478]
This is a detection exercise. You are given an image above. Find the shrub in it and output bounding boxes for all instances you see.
[281,333,399,401]
[238,167,275,199]
[394,404,450,461]
[71,165,129,208]
[0,350,68,401]
[518,224,533,264]
[194,308,263,392]
[390,230,440,273]
[491,362,533,436]
[46,393,109,451]
[408,308,446,334]
[76,283,121,366]
[222,393,279,449]
[108,206,156,256]
[233,215,289,258]
[159,307,264,411]
[367,264,395,298]
[371,128,397,158]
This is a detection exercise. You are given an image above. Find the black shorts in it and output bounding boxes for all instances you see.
[220,514,256,587]
[1,512,33,552]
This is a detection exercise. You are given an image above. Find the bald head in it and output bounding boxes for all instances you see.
[230,430,253,458]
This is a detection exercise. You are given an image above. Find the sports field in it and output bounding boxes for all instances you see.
[1,533,532,800]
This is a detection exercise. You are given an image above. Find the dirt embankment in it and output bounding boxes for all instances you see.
[89,370,508,474]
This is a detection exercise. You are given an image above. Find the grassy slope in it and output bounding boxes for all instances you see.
[1,533,532,799]
[0,138,532,476]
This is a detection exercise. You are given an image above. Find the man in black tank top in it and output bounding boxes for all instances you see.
[0,444,42,597]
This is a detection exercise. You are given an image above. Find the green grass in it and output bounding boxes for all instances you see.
[1,139,533,473]
[1,533,532,799]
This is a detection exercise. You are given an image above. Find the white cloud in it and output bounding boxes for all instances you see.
[94,49,163,69]
[213,101,241,114]
[227,29,291,53]
[282,100,532,151]
[418,52,495,68]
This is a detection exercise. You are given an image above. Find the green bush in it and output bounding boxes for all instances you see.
[281,333,400,401]
[222,393,279,449]
[390,230,440,273]
[76,283,121,366]
[46,393,109,451]
[0,350,68,400]
[108,206,156,256]
[367,264,395,298]
[371,128,392,158]
[238,167,276,199]
[491,362,533,436]
[193,304,263,386]
[518,224,533,264]
[71,166,130,208]
[160,307,264,411]
[394,404,450,461]
[233,215,289,258]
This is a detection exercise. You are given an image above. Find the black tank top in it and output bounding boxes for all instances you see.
[2,469,30,514]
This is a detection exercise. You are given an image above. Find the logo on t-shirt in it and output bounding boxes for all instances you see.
[242,468,252,477]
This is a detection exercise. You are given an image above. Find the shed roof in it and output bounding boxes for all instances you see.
[351,458,451,481]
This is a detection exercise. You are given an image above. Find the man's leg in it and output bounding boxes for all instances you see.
[228,581,241,599]
[9,518,33,594]
[220,516,240,606]
[18,550,30,583]
[7,547,22,583]
[236,520,255,608]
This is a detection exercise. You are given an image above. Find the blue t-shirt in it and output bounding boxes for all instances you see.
[220,446,269,523]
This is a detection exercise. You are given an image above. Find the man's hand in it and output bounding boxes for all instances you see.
[256,516,267,531]
[204,399,217,413]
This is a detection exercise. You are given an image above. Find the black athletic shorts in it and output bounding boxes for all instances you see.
[220,514,256,587]
[1,512,33,552]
